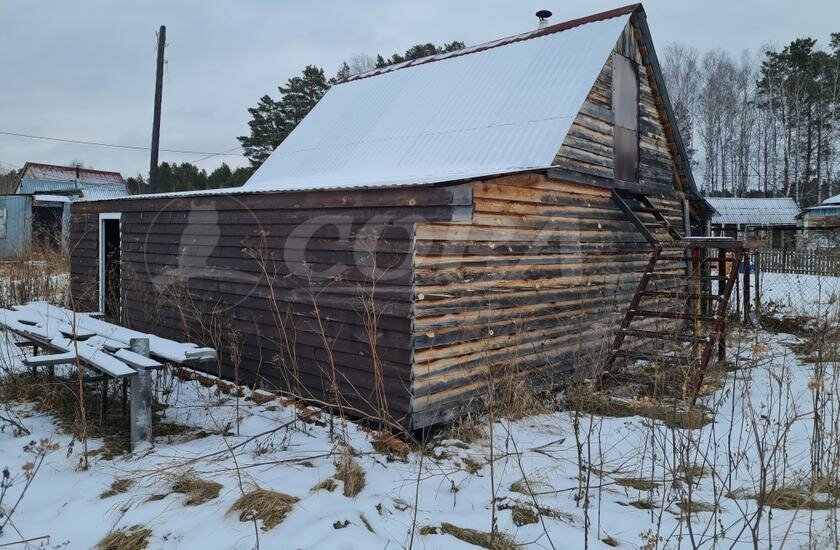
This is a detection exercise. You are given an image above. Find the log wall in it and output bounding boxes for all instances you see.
[411,174,687,426]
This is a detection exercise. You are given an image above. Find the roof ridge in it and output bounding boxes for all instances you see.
[338,4,642,84]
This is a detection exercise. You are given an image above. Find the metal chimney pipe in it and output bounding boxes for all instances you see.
[536,10,552,29]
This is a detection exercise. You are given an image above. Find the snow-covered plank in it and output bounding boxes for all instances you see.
[22,351,78,367]
[0,308,53,339]
[184,348,217,362]
[114,348,163,370]
[58,323,97,340]
[74,344,136,378]
[14,302,217,364]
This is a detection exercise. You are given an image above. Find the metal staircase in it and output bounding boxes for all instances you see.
[604,189,746,404]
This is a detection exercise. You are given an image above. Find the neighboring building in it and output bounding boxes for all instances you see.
[0,162,128,257]
[799,193,840,248]
[69,4,729,429]
[706,197,799,249]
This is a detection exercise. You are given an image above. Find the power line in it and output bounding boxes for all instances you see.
[190,145,247,164]
[0,130,242,157]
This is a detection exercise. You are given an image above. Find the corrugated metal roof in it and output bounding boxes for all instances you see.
[706,197,800,226]
[244,10,632,192]
[18,162,129,201]
[76,182,130,201]
[18,179,128,201]
[21,162,125,185]
[821,193,840,206]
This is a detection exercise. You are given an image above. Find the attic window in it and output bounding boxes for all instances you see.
[612,53,639,182]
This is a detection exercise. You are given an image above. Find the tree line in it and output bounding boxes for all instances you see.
[125,162,253,194]
[661,34,840,207]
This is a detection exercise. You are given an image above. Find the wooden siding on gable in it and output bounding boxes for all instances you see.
[552,20,677,195]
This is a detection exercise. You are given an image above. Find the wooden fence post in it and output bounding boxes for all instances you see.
[743,251,751,325]
[754,251,761,323]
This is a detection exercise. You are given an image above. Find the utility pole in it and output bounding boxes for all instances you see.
[148,25,166,194]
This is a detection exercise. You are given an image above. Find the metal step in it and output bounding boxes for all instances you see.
[621,329,710,344]
[612,349,699,366]
[639,291,725,301]
[632,309,717,322]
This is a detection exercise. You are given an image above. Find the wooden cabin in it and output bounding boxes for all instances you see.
[706,197,799,249]
[69,4,735,430]
[800,193,840,249]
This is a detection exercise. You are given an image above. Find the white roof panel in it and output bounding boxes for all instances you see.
[245,13,631,192]
[821,193,840,206]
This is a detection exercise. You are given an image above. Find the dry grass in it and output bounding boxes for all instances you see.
[602,535,620,547]
[0,244,69,309]
[678,464,708,483]
[509,477,554,497]
[792,325,840,363]
[172,475,222,506]
[335,449,366,498]
[0,372,204,461]
[371,432,410,459]
[433,411,487,445]
[503,502,539,526]
[0,374,131,459]
[564,386,711,430]
[492,375,554,421]
[676,500,717,514]
[229,488,299,531]
[628,499,654,510]
[96,525,152,550]
[753,487,833,511]
[100,478,134,499]
[615,477,660,491]
[440,522,518,549]
[311,478,337,492]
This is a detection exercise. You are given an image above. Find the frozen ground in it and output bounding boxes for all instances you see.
[758,271,840,320]
[0,323,838,549]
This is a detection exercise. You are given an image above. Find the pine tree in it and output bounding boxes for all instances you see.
[208,163,233,189]
[238,95,286,167]
[373,41,465,69]
[279,65,331,129]
[238,66,331,168]
[125,174,146,195]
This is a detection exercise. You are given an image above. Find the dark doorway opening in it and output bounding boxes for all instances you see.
[32,206,63,251]
[102,218,121,321]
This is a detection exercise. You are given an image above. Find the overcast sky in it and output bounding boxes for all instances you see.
[1,0,837,178]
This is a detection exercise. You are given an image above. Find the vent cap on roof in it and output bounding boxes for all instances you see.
[536,10,553,28]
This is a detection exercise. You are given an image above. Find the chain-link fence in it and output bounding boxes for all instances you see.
[753,249,840,327]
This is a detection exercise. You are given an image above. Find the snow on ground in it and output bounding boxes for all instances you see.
[758,272,840,320]
[0,324,838,549]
